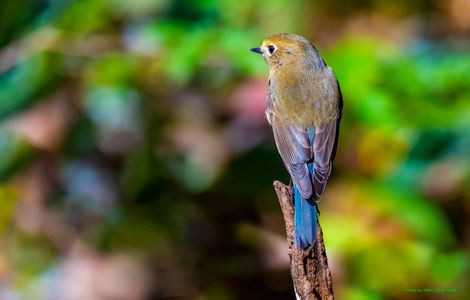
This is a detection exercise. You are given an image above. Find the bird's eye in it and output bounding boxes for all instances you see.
[268,45,276,54]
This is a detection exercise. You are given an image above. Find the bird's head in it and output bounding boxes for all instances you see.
[251,33,321,71]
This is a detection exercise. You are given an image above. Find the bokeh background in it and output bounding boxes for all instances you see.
[0,0,469,299]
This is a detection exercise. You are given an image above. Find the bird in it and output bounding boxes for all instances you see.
[251,33,342,249]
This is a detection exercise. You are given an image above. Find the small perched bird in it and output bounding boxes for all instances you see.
[251,33,342,249]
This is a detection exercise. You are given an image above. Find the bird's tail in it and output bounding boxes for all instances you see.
[293,183,317,249]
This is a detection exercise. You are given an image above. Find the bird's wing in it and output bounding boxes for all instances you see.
[271,115,314,199]
[265,87,274,125]
[311,81,343,198]
[267,73,343,200]
[311,119,336,198]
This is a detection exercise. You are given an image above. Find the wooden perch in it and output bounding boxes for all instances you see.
[273,181,334,300]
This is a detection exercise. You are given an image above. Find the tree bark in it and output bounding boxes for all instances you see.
[273,180,334,300]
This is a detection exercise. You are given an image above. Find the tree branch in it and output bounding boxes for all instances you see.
[273,180,334,300]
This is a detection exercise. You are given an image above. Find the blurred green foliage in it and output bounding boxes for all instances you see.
[0,0,469,299]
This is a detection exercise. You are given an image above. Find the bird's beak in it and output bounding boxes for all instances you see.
[250,47,262,54]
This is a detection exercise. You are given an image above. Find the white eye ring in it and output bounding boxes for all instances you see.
[267,45,276,55]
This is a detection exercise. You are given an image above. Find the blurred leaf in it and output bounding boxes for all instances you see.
[0,130,35,180]
[9,231,56,287]
[431,250,470,284]
[54,0,107,33]
[0,184,18,235]
[0,53,61,121]
[84,54,139,87]
[377,184,455,247]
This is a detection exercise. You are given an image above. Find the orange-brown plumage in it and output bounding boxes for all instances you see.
[251,33,343,248]
[260,33,340,128]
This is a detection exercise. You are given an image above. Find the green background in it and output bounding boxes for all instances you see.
[0,0,469,299]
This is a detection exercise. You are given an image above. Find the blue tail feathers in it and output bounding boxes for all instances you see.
[293,126,318,249]
[293,183,318,249]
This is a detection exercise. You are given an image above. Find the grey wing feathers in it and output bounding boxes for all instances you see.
[271,116,313,199]
[312,119,336,198]
[266,91,311,194]
[312,80,343,198]
[266,75,342,200]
